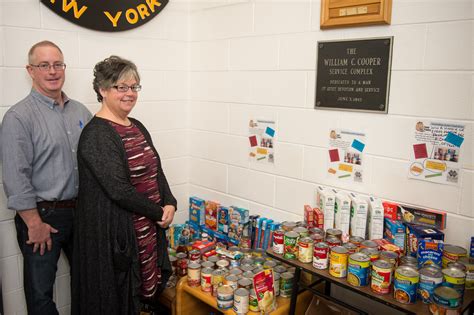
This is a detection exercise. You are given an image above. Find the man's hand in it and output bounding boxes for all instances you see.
[157,205,175,228]
[18,209,58,255]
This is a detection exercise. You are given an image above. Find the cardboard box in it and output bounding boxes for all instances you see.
[384,218,405,251]
[205,200,220,231]
[189,196,206,226]
[313,207,324,229]
[349,193,368,239]
[317,186,335,231]
[399,205,447,230]
[405,223,444,258]
[367,196,384,240]
[304,204,314,227]
[382,201,400,221]
[217,206,229,234]
[334,190,351,237]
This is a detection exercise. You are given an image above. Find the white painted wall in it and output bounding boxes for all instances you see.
[0,0,473,314]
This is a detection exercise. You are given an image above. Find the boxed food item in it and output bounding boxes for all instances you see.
[189,196,206,226]
[384,218,405,251]
[399,205,447,230]
[349,193,368,239]
[372,238,403,255]
[417,238,444,268]
[304,205,314,227]
[249,215,260,248]
[334,190,351,238]
[382,201,400,221]
[192,239,216,255]
[267,222,281,250]
[217,206,229,234]
[187,220,201,241]
[313,207,324,230]
[169,224,191,249]
[205,200,220,231]
[229,206,250,224]
[253,269,277,314]
[367,196,384,240]
[255,217,268,249]
[317,186,335,231]
[405,223,444,258]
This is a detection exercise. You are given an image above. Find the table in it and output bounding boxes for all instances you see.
[266,250,474,315]
[175,276,313,315]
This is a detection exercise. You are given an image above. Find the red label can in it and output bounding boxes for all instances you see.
[272,229,284,254]
[313,242,329,269]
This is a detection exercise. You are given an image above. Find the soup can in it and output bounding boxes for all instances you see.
[284,231,299,260]
[361,247,380,262]
[457,257,473,290]
[282,221,297,232]
[217,259,230,270]
[429,286,462,314]
[187,262,201,287]
[274,272,281,296]
[347,253,370,287]
[233,288,249,315]
[189,249,201,263]
[442,245,467,268]
[217,285,234,310]
[309,227,324,237]
[272,228,285,254]
[254,257,266,266]
[263,260,277,270]
[230,267,242,276]
[400,255,418,267]
[343,242,358,255]
[360,240,378,250]
[329,246,349,278]
[243,271,254,279]
[326,229,342,241]
[393,265,419,304]
[326,236,342,248]
[212,269,226,296]
[201,261,215,270]
[442,266,466,298]
[310,233,324,243]
[274,265,287,274]
[371,260,393,295]
[280,272,294,298]
[380,251,399,268]
[293,227,309,239]
[237,277,253,291]
[418,265,443,304]
[249,289,259,312]
[298,237,314,263]
[225,274,239,291]
[208,255,219,264]
[349,236,365,248]
[201,267,213,292]
[313,242,329,270]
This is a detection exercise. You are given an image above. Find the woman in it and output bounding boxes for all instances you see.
[72,56,176,315]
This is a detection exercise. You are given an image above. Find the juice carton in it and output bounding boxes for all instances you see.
[349,192,368,239]
[317,186,335,231]
[367,196,384,240]
[334,190,351,239]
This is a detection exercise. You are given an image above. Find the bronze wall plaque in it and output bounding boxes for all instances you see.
[321,0,392,29]
[315,37,393,114]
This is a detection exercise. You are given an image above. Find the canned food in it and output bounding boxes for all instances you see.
[241,258,254,266]
[360,240,378,249]
[326,228,342,240]
[253,266,264,275]
[457,257,473,290]
[429,286,462,314]
[347,253,370,287]
[237,278,253,290]
[310,233,324,243]
[187,262,201,287]
[298,237,314,263]
[240,264,255,272]
[293,227,309,238]
[189,249,201,262]
[217,259,230,270]
[380,251,399,268]
[230,268,242,276]
[343,242,358,255]
[254,257,266,266]
[274,272,280,296]
[201,267,213,292]
[309,227,324,237]
[349,236,365,247]
[274,265,287,274]
[361,247,380,262]
[442,245,467,268]
[212,269,226,296]
[313,242,329,270]
[284,231,299,260]
[326,236,342,248]
[400,255,418,267]
[252,249,265,258]
[225,274,239,290]
[208,255,219,264]
[249,289,259,312]
[177,258,188,278]
[233,288,249,314]
[263,260,277,270]
[217,285,234,310]
[442,267,466,298]
[280,272,294,298]
[371,260,393,295]
[282,221,297,232]
[272,228,285,254]
[241,248,253,260]
[329,246,349,278]
[201,261,215,269]
[418,265,443,304]
[393,265,419,304]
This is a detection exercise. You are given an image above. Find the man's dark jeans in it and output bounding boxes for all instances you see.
[15,206,74,315]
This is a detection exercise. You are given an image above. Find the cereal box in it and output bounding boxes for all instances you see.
[189,196,206,226]
[384,218,405,251]
[217,206,229,234]
[349,193,368,239]
[229,206,250,224]
[367,196,384,240]
[205,200,220,231]
[334,190,351,238]
[317,186,335,231]
[187,220,201,241]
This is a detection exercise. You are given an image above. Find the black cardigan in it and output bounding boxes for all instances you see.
[71,117,176,315]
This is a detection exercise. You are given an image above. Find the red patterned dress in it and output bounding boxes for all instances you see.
[109,120,162,298]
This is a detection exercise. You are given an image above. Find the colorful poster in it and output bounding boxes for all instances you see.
[409,120,465,185]
[248,119,276,164]
[327,129,366,183]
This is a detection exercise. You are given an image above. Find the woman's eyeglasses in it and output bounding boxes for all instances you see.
[29,63,66,71]
[112,84,142,92]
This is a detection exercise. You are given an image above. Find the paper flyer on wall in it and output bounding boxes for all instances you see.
[248,119,275,164]
[327,129,366,183]
[408,120,465,186]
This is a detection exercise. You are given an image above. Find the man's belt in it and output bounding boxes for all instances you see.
[37,199,77,209]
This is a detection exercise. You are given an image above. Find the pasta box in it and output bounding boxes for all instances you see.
[405,223,444,257]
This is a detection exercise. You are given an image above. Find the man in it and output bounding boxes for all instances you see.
[1,41,92,315]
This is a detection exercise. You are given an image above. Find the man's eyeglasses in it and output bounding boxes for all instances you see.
[29,63,67,71]
[112,84,142,92]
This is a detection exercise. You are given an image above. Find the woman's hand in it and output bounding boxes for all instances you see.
[157,205,175,228]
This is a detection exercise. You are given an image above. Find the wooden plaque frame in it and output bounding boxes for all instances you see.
[320,0,392,29]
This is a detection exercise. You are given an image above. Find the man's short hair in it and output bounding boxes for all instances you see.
[28,41,63,64]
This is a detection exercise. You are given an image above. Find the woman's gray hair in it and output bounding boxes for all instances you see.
[93,55,140,102]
